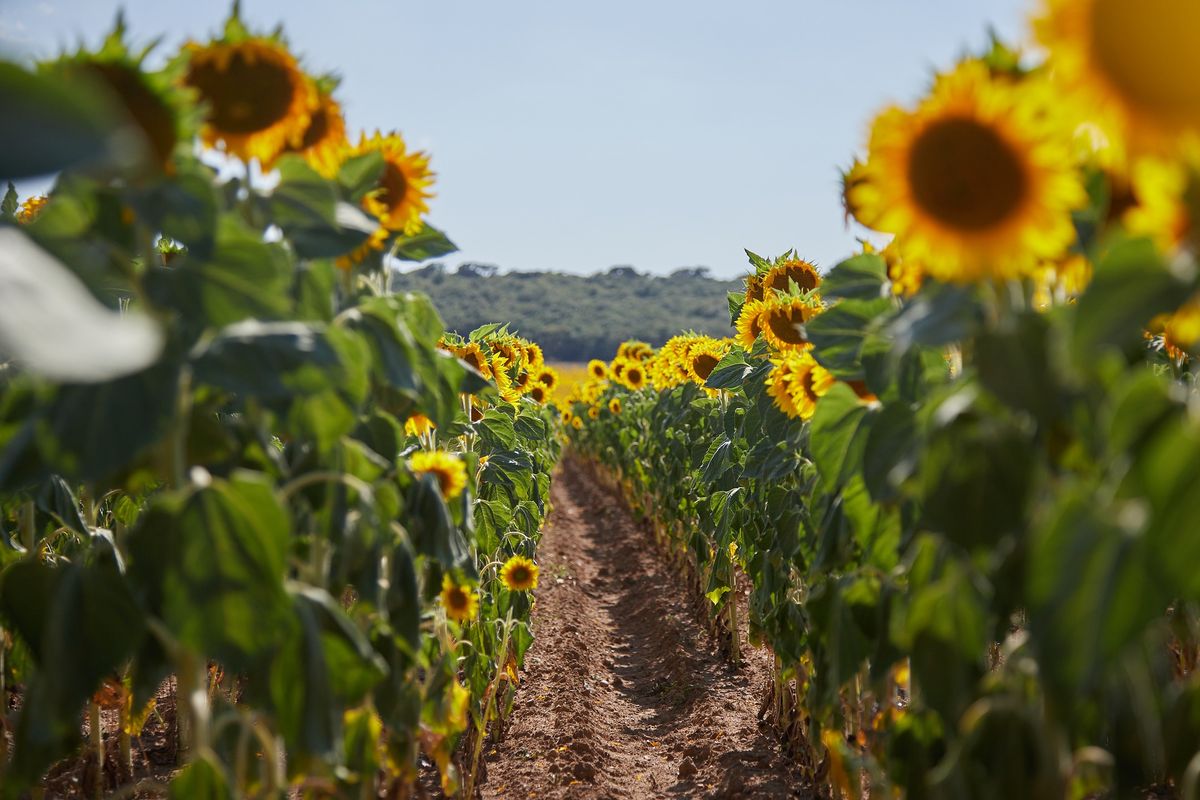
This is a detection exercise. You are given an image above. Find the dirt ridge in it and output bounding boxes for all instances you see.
[480,457,809,798]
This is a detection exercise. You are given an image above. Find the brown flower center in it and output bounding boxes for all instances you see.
[187,46,297,135]
[1090,0,1200,128]
[908,117,1026,231]
[86,62,176,166]
[766,307,808,346]
[692,353,720,380]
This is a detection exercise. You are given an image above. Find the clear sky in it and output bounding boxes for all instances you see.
[2,0,1030,277]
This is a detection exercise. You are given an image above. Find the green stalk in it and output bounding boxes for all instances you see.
[90,701,104,800]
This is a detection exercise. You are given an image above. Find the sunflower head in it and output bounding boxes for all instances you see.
[286,77,348,177]
[16,195,49,225]
[841,159,871,226]
[608,397,622,415]
[762,257,821,296]
[537,367,559,391]
[587,359,608,380]
[587,405,600,420]
[1123,157,1198,253]
[528,383,549,404]
[735,298,768,348]
[760,295,824,351]
[850,61,1085,282]
[500,555,539,591]
[455,342,492,379]
[404,413,435,438]
[440,574,479,622]
[43,19,190,171]
[882,242,924,298]
[744,272,764,303]
[623,362,647,391]
[571,416,583,430]
[348,130,435,237]
[182,11,317,165]
[686,337,730,385]
[409,450,467,500]
[1034,0,1200,162]
[766,350,835,420]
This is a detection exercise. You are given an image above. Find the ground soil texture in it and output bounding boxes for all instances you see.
[479,458,810,799]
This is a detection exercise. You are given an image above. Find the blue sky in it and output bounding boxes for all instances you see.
[2,0,1030,277]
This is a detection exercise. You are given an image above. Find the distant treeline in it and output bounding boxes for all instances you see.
[390,263,740,362]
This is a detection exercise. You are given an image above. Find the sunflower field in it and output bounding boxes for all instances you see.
[565,3,1200,798]
[0,9,564,798]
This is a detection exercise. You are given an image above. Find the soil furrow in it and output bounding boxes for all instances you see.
[480,457,809,799]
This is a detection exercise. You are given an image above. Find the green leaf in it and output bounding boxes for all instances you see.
[191,321,348,403]
[129,471,294,669]
[267,156,372,259]
[2,182,18,218]
[1,540,145,782]
[976,311,1062,425]
[862,403,919,503]
[1072,235,1193,357]
[1027,489,1166,695]
[389,223,458,263]
[0,62,123,178]
[820,253,889,301]
[337,151,385,202]
[806,297,893,379]
[705,349,753,390]
[886,282,982,350]
[809,383,875,492]
[170,755,233,800]
[129,160,219,259]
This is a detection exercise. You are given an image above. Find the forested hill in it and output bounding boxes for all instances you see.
[390,263,740,362]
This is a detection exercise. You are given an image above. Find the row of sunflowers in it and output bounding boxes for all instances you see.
[0,8,561,799]
[566,1,1200,797]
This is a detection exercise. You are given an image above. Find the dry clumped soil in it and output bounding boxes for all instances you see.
[480,458,809,799]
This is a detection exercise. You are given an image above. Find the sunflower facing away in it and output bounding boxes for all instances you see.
[182,15,317,165]
[440,574,479,622]
[1035,0,1200,162]
[500,555,539,591]
[849,60,1085,282]
[760,295,824,351]
[761,257,821,296]
[409,450,467,500]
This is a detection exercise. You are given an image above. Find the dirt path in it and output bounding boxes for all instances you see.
[479,458,809,799]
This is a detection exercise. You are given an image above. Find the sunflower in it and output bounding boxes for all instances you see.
[608,397,622,415]
[527,383,549,404]
[622,362,647,391]
[1034,0,1200,162]
[571,416,583,430]
[744,272,765,303]
[849,61,1085,282]
[841,159,871,226]
[287,80,347,177]
[537,366,559,391]
[409,450,467,500]
[524,342,545,370]
[349,130,435,237]
[1124,158,1196,252]
[735,298,768,348]
[457,342,492,379]
[500,555,539,592]
[760,295,823,351]
[687,337,730,385]
[761,257,821,295]
[16,196,48,225]
[766,350,835,420]
[587,359,608,380]
[182,18,317,165]
[404,413,435,438]
[882,242,924,298]
[610,358,628,382]
[440,574,479,622]
[587,405,600,420]
[618,340,654,361]
[1149,294,1200,362]
[561,409,575,425]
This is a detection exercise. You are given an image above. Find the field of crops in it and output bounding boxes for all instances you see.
[2,0,1200,798]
